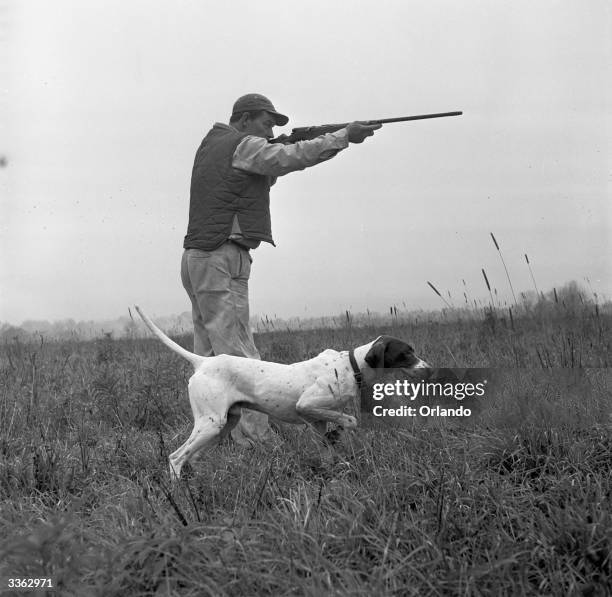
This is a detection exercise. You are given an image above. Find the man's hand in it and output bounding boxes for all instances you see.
[346,121,382,144]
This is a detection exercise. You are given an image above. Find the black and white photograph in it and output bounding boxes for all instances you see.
[1,1,611,595]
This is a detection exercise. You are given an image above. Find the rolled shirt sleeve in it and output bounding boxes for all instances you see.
[232,129,350,177]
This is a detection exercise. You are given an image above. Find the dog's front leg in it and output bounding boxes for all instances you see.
[311,420,327,436]
[295,380,357,431]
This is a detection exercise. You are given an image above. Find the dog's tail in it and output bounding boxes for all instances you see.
[134,305,205,369]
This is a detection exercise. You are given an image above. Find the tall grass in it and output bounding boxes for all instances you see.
[1,299,611,595]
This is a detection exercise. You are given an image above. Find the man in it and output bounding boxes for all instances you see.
[181,93,381,444]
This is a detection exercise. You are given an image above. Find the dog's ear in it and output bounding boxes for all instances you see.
[364,336,418,369]
[364,337,386,369]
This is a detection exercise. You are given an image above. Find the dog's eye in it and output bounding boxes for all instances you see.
[402,352,418,365]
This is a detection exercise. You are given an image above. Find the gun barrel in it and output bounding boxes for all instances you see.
[300,111,462,130]
[365,111,462,125]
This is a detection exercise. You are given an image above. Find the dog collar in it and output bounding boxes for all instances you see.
[348,349,363,390]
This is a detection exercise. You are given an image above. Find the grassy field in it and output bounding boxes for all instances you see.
[0,300,611,596]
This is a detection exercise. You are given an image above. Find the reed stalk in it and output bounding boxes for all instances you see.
[524,253,540,296]
[426,281,452,308]
[491,232,518,306]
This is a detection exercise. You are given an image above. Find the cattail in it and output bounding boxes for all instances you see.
[490,232,499,251]
[553,288,558,304]
[482,268,495,308]
[524,253,540,296]
[491,232,518,306]
[482,268,491,291]
[427,281,452,308]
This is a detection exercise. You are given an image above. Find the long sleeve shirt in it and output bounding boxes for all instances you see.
[232,127,349,178]
[218,123,350,248]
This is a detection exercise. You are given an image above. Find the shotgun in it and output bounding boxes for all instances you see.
[269,111,462,144]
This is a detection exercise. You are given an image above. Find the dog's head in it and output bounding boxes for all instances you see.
[364,335,430,370]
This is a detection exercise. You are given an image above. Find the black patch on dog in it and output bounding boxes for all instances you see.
[364,336,419,369]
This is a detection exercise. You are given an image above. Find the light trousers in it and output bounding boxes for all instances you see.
[181,242,271,444]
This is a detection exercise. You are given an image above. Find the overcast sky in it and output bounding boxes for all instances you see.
[1,0,610,325]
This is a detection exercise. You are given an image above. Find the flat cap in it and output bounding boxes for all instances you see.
[231,93,289,126]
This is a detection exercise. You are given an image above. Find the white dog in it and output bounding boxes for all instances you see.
[135,306,429,479]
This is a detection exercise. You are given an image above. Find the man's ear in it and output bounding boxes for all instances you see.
[236,112,250,130]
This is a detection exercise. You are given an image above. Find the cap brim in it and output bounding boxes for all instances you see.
[270,111,289,126]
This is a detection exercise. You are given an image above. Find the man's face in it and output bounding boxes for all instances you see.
[243,111,276,140]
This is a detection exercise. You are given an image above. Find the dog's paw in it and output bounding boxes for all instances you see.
[340,415,358,429]
[324,427,342,444]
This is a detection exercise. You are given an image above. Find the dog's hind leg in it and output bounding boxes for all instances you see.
[169,417,225,480]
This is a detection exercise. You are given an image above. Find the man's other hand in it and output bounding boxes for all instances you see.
[346,122,382,144]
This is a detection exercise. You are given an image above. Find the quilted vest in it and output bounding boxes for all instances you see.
[183,124,275,251]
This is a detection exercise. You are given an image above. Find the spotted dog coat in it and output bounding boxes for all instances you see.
[135,306,429,479]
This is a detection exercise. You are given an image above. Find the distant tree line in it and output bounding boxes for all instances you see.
[0,281,605,342]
